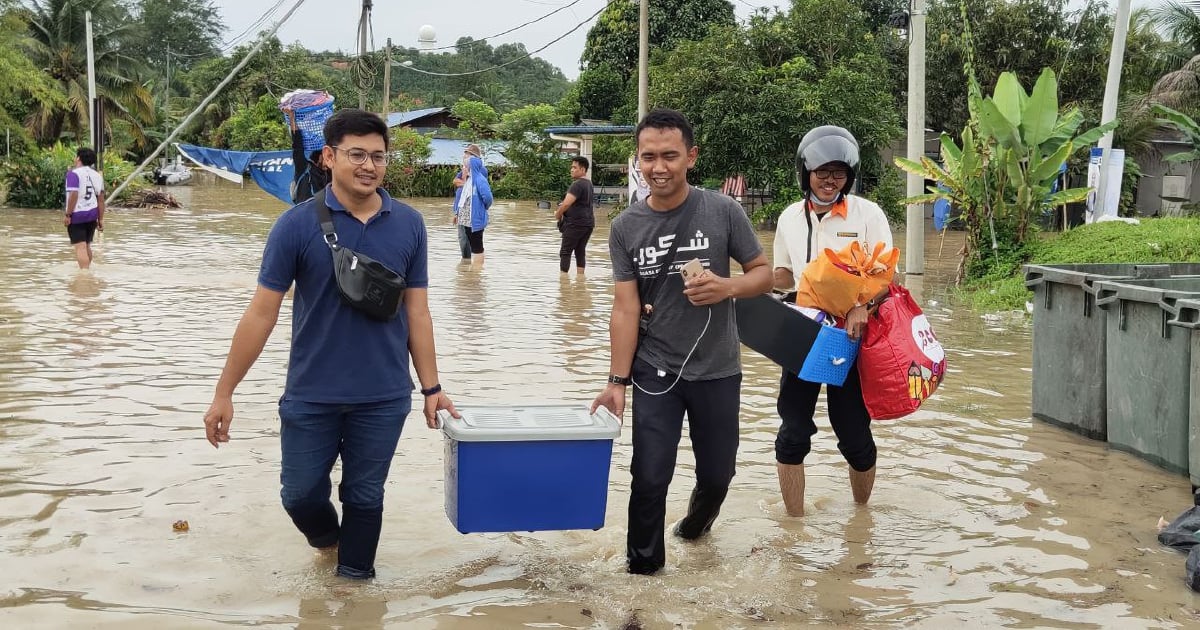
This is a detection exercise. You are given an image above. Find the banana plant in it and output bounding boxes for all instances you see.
[1152,104,1200,165]
[896,67,1117,281]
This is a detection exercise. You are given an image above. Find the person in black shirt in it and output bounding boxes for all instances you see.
[554,156,595,275]
[285,108,329,203]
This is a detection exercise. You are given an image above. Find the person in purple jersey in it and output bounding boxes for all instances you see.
[63,147,105,269]
[202,109,460,580]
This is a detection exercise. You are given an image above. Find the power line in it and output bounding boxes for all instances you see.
[420,0,589,52]
[221,0,287,52]
[395,1,611,77]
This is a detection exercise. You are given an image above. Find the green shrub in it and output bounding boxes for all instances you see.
[2,144,142,209]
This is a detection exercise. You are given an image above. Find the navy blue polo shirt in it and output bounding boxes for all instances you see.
[258,187,429,403]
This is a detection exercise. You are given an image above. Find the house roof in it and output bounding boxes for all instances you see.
[545,125,635,135]
[428,138,510,168]
[386,107,449,128]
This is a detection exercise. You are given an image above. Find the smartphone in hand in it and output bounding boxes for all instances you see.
[680,258,705,283]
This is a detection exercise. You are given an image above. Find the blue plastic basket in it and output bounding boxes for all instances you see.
[799,326,860,386]
[291,100,335,152]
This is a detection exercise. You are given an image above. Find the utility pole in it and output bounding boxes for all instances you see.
[904,0,927,276]
[85,11,97,147]
[1093,0,1132,221]
[358,0,372,110]
[637,0,648,122]
[382,38,391,118]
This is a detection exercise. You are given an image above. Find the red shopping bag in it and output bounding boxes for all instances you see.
[857,284,946,420]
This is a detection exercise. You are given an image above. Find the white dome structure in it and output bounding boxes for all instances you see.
[417,25,436,51]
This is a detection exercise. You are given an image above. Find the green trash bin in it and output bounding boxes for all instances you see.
[1023,263,1200,439]
[1095,278,1200,475]
[1169,299,1200,488]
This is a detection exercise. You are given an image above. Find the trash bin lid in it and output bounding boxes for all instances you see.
[440,404,621,442]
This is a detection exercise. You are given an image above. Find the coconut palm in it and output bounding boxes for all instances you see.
[22,0,155,146]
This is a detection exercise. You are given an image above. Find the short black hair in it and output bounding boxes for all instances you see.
[76,147,97,167]
[636,108,694,149]
[571,156,590,171]
[323,108,389,149]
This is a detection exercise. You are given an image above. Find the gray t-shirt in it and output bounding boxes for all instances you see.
[610,187,763,380]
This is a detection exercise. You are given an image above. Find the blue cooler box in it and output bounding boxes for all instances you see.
[440,405,621,534]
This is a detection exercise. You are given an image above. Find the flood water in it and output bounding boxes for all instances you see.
[1,178,1198,629]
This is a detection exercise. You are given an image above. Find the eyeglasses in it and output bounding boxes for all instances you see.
[813,169,849,181]
[330,146,389,167]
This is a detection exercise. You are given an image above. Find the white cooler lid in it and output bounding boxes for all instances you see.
[440,404,621,442]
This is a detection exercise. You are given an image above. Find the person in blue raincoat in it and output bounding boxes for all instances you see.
[453,144,493,270]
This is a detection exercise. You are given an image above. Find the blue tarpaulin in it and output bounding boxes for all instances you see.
[176,143,295,205]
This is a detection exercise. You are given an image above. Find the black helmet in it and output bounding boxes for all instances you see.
[795,125,860,195]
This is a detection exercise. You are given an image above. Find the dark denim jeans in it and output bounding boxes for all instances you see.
[457,224,472,259]
[278,395,411,579]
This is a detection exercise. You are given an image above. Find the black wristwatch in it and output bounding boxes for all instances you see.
[608,374,632,386]
[420,383,442,397]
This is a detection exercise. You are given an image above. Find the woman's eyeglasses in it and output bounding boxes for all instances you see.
[330,146,389,167]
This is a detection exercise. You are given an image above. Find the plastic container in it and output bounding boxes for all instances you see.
[288,99,335,152]
[1024,263,1200,439]
[1169,299,1200,487]
[440,405,621,534]
[799,326,859,386]
[1095,278,1200,474]
[735,294,823,375]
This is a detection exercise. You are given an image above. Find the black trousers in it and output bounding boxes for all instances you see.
[775,362,876,471]
[559,224,593,272]
[627,358,741,574]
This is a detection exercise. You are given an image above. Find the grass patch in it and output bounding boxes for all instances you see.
[961,218,1200,312]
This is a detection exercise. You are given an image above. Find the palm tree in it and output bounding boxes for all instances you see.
[22,0,155,147]
[1155,0,1200,56]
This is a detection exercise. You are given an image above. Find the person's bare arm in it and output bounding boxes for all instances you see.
[590,280,640,419]
[203,286,286,447]
[64,191,78,227]
[773,267,795,292]
[555,192,578,221]
[96,190,106,230]
[406,287,458,428]
[683,254,773,305]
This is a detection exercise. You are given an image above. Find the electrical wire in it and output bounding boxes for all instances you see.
[420,0,589,52]
[221,0,287,52]
[395,1,611,77]
[632,307,712,396]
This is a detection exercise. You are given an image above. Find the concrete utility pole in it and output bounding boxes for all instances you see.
[382,38,391,118]
[637,0,648,122]
[85,11,97,147]
[358,0,372,109]
[904,0,927,276]
[1093,0,1132,219]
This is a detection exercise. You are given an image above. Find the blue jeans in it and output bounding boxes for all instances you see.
[278,395,411,579]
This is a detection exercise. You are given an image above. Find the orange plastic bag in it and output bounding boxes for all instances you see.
[796,241,900,317]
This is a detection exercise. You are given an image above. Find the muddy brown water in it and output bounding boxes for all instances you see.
[1,180,1197,629]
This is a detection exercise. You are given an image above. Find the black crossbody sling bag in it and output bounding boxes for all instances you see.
[314,189,407,321]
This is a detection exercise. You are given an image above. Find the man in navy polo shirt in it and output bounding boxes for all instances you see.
[202,108,458,580]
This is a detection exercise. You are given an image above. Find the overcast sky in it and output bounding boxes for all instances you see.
[209,0,781,80]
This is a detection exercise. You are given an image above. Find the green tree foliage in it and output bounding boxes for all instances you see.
[449,99,499,139]
[2,142,141,209]
[493,104,571,199]
[22,0,155,147]
[925,0,1112,134]
[576,63,626,121]
[381,40,570,113]
[127,0,223,74]
[0,3,61,150]
[383,127,433,197]
[181,38,355,146]
[651,0,900,217]
[582,0,736,80]
[212,94,288,151]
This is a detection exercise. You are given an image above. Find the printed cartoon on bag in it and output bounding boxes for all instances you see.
[906,314,946,403]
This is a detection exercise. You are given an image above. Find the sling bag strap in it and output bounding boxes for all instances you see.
[637,200,698,317]
[313,188,338,248]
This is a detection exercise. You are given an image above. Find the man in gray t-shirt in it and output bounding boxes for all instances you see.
[591,109,772,576]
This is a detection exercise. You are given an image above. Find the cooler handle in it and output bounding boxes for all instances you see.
[593,404,623,428]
